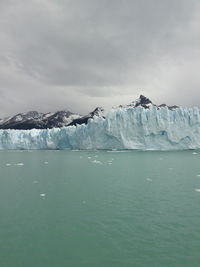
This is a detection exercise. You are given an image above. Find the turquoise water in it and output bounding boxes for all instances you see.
[0,150,200,267]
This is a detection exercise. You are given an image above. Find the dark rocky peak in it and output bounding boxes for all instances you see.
[122,95,153,109]
[135,95,152,107]
[89,107,104,117]
[68,107,104,127]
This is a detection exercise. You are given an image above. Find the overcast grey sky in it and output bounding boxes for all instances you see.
[0,0,200,117]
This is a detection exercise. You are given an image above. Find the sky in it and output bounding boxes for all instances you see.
[0,0,200,117]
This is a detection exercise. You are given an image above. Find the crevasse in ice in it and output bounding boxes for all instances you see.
[0,105,200,150]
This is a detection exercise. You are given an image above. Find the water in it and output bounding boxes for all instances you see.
[0,150,200,267]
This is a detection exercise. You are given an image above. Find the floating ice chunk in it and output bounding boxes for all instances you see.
[44,161,48,164]
[193,152,198,155]
[91,160,102,164]
[6,163,11,166]
[146,178,152,182]
[195,189,200,192]
[15,163,24,166]
[33,180,39,183]
[88,157,91,159]
[196,174,200,177]
[40,193,46,198]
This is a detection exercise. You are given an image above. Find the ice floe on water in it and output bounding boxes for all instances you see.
[196,174,200,177]
[44,161,48,164]
[107,158,114,165]
[194,189,200,192]
[192,152,198,155]
[91,160,102,164]
[14,163,24,166]
[40,193,46,199]
[146,178,152,182]
[6,163,11,166]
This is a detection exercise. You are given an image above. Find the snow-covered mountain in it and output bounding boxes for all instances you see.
[0,95,199,150]
[0,110,81,130]
[0,106,106,130]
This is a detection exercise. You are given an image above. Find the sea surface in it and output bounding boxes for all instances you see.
[0,150,200,267]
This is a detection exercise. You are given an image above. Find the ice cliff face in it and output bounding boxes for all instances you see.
[0,104,200,150]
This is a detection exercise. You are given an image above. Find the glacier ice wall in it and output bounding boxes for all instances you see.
[0,106,200,150]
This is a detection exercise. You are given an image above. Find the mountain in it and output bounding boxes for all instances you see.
[119,95,179,110]
[0,110,81,130]
[0,95,178,130]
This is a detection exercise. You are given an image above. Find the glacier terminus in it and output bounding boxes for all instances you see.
[0,96,200,150]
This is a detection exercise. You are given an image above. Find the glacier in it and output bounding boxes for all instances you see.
[0,105,200,150]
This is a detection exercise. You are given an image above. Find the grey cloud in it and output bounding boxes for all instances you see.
[0,0,199,117]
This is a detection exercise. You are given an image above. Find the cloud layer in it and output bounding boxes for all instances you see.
[0,0,200,117]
